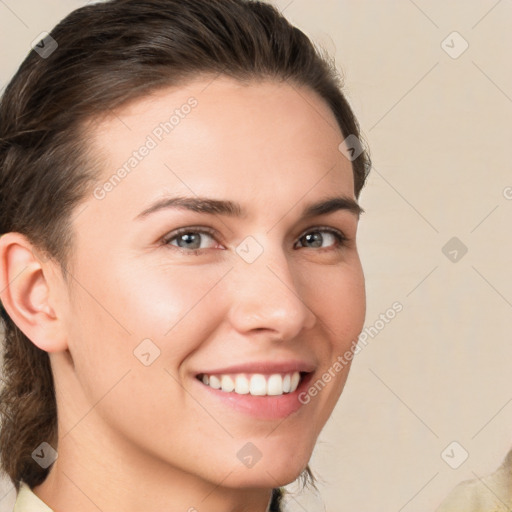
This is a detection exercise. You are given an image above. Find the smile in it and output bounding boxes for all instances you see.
[197,371,303,396]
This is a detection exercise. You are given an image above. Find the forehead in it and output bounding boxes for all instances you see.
[86,76,355,222]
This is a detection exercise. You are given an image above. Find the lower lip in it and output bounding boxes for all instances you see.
[193,373,314,420]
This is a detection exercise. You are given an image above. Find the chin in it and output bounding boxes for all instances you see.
[220,450,312,489]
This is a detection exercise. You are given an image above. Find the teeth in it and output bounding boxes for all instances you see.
[200,371,302,396]
[235,375,250,394]
[267,374,283,396]
[283,374,291,393]
[290,371,300,391]
[250,374,267,396]
[209,375,221,389]
[221,375,235,392]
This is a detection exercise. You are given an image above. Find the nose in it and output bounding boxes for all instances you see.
[226,249,317,342]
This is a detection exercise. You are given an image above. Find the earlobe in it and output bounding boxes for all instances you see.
[0,232,68,353]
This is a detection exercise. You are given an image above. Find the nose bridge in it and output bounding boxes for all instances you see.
[227,238,316,338]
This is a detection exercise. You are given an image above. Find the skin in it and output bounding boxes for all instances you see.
[0,76,366,512]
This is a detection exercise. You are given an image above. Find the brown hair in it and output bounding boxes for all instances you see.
[0,0,370,507]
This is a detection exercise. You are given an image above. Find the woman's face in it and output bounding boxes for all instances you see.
[57,76,366,489]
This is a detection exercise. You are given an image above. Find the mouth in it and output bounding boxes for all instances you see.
[193,370,315,420]
[196,371,308,397]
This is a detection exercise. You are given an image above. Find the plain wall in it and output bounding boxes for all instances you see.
[1,1,511,511]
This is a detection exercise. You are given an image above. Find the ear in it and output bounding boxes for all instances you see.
[0,232,68,353]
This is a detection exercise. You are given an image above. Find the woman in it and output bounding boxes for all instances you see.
[0,1,371,511]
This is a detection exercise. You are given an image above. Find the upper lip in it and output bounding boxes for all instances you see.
[196,360,317,376]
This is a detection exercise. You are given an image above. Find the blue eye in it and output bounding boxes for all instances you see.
[163,227,218,254]
[296,228,347,250]
[162,226,348,255]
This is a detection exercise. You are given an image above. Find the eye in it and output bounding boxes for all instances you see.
[295,227,348,251]
[161,226,348,255]
[162,227,220,254]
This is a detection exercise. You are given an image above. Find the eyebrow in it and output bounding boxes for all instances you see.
[134,194,364,221]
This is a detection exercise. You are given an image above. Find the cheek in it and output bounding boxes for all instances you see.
[119,262,231,344]
[62,260,225,436]
[80,257,227,336]
[309,259,366,346]
[300,261,365,415]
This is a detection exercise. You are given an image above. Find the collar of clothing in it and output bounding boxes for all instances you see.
[14,481,54,512]
[436,448,512,512]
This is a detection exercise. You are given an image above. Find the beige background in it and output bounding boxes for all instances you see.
[1,1,511,511]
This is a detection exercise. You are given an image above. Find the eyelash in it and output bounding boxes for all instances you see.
[161,225,349,255]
